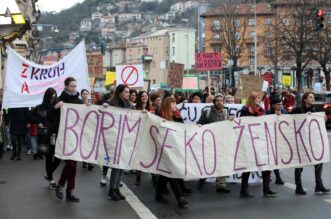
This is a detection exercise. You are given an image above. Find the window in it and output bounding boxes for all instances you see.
[248,19,256,26]
[264,18,272,25]
[235,32,240,40]
[249,57,255,67]
[235,19,241,27]
[283,18,289,26]
[328,19,331,25]
[172,47,175,56]
[213,33,220,40]
[265,46,272,55]
[284,45,290,52]
[248,31,256,39]
[235,45,240,53]
[213,47,220,52]
[153,79,156,84]
[265,31,272,38]
[249,44,255,53]
[172,33,175,42]
[213,20,221,30]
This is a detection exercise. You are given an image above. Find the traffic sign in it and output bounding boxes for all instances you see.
[116,64,144,87]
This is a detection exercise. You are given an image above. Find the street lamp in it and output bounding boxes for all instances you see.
[181,19,189,75]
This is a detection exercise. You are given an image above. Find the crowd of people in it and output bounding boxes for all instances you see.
[0,79,329,208]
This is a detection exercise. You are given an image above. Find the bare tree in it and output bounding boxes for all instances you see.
[273,0,319,90]
[263,14,284,86]
[202,0,250,88]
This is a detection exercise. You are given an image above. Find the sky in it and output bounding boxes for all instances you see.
[37,0,85,12]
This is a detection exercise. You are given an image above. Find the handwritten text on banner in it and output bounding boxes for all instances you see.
[55,104,329,179]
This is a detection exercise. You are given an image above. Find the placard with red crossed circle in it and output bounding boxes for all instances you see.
[116,64,144,87]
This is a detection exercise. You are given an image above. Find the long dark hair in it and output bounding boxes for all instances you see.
[111,84,130,106]
[42,87,57,107]
[135,91,151,111]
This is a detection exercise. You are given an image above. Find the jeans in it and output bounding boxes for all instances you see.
[110,168,123,189]
[30,136,37,155]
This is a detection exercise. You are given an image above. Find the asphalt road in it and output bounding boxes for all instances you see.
[1,132,331,219]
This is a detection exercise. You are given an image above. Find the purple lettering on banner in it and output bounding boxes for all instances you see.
[48,67,56,78]
[278,121,293,164]
[233,122,247,171]
[294,119,311,163]
[202,130,217,175]
[95,110,115,161]
[156,128,176,174]
[120,115,142,165]
[264,122,278,165]
[140,125,159,168]
[39,69,48,80]
[184,131,202,176]
[248,123,266,167]
[63,108,80,156]
[113,114,122,164]
[308,119,325,161]
[79,110,100,160]
[30,67,40,80]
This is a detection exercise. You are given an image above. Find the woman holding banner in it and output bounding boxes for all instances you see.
[291,91,330,195]
[239,92,277,198]
[54,77,83,202]
[105,84,134,201]
[155,96,189,208]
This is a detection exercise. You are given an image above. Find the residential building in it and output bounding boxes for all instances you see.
[170,1,199,13]
[118,13,142,22]
[126,28,196,84]
[80,18,92,32]
[92,12,103,20]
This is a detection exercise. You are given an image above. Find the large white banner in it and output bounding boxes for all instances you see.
[177,103,243,124]
[3,41,90,108]
[55,104,329,180]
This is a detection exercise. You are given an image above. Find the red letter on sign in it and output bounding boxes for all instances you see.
[21,82,30,94]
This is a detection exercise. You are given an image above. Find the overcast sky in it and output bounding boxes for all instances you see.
[37,0,85,12]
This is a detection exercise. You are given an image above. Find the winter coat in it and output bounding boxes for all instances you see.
[51,91,83,135]
[197,105,228,125]
[8,107,29,135]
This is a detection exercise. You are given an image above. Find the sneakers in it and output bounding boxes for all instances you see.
[55,185,64,200]
[100,176,107,186]
[26,149,32,155]
[6,145,12,150]
[49,181,57,190]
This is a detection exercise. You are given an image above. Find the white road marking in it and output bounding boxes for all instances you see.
[121,183,158,219]
[324,199,331,204]
[283,182,297,190]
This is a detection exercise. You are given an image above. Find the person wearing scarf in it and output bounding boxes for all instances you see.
[240,92,277,198]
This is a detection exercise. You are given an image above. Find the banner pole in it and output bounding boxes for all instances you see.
[208,70,211,96]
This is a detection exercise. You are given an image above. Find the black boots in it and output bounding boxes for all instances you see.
[66,189,80,202]
[177,197,189,208]
[108,188,125,201]
[240,190,255,198]
[263,189,277,197]
[197,178,206,190]
[315,183,330,193]
[274,169,284,185]
[295,184,307,195]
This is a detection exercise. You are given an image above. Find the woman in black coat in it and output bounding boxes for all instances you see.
[31,87,60,189]
[54,77,83,202]
[291,91,330,195]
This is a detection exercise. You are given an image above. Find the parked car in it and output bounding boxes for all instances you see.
[313,91,331,127]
